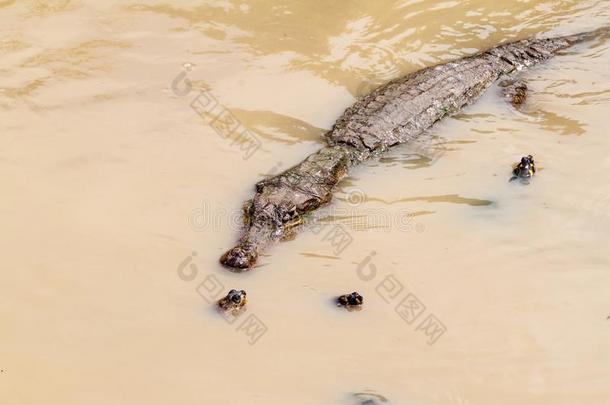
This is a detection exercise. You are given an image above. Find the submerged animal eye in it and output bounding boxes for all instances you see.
[231,294,241,303]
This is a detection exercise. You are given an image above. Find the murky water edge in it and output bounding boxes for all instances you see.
[1,1,610,404]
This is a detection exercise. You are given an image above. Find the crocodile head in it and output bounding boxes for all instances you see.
[513,155,536,179]
[218,289,247,311]
[220,243,258,270]
[337,292,364,308]
[220,180,319,270]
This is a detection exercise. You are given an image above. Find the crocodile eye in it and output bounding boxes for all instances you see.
[231,294,241,303]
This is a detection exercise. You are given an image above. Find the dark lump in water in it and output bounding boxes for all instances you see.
[337,292,364,308]
[218,289,247,311]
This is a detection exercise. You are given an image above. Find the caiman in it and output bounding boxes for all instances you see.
[337,292,364,309]
[220,27,608,270]
[218,289,247,312]
[512,155,537,180]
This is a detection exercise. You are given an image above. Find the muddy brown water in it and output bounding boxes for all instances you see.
[1,1,610,404]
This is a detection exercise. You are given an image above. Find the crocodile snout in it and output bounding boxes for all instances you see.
[220,243,258,270]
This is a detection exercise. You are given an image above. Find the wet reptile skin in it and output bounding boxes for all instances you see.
[220,28,608,270]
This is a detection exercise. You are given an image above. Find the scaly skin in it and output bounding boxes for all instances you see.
[220,28,608,270]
